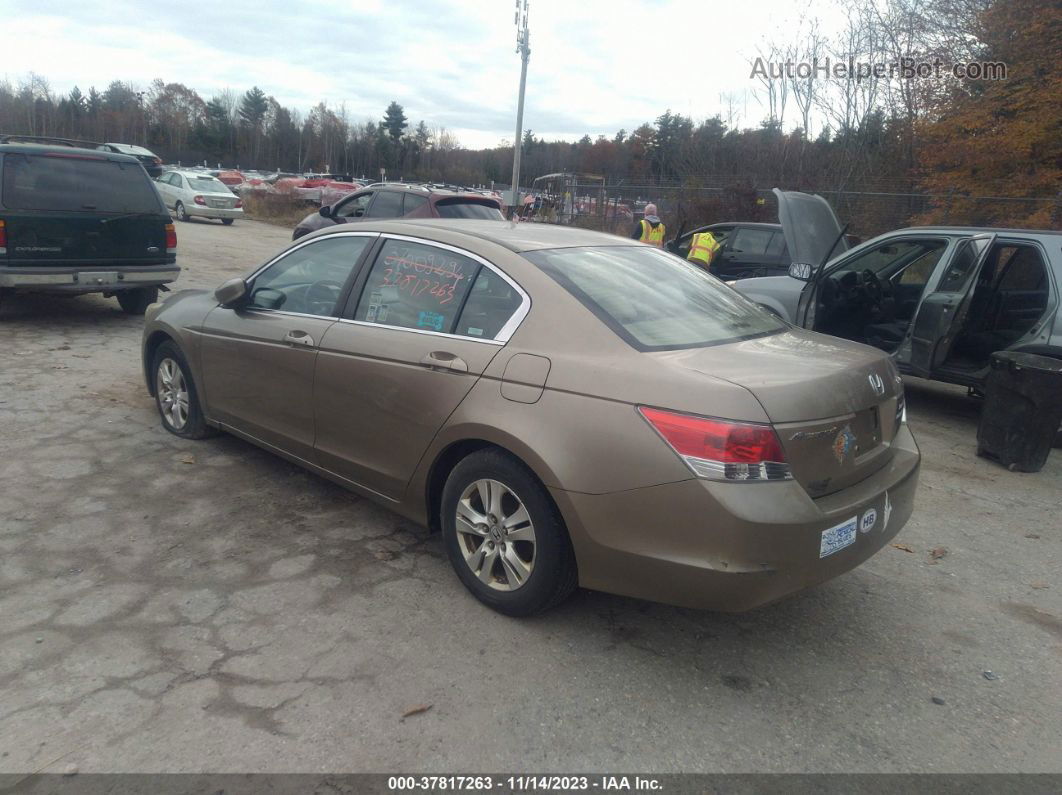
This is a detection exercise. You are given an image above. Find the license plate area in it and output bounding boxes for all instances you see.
[820,516,858,558]
[76,271,118,286]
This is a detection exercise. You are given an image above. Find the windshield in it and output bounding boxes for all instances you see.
[525,246,787,351]
[187,175,230,192]
[435,199,504,220]
[1,152,163,214]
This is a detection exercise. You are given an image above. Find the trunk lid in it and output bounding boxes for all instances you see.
[654,329,903,497]
[773,188,849,269]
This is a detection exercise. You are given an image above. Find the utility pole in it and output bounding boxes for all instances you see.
[508,0,530,217]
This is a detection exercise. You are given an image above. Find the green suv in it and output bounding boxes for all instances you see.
[0,135,179,315]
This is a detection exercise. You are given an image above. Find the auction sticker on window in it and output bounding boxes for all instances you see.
[820,516,858,558]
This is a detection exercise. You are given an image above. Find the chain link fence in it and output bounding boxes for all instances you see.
[536,181,1060,241]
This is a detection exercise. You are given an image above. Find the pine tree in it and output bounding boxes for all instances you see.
[382,101,407,143]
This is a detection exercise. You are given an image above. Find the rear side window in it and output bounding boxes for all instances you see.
[765,231,787,257]
[435,199,504,220]
[2,153,162,213]
[354,238,479,332]
[403,193,428,214]
[525,246,786,351]
[455,267,523,339]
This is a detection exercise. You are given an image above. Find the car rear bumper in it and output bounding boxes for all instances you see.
[0,264,180,292]
[187,205,242,219]
[551,423,921,611]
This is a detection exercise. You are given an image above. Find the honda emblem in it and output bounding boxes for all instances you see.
[868,373,886,396]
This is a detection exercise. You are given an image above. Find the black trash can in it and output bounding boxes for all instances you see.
[976,351,1062,472]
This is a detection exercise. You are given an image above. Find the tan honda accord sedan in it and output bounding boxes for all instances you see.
[142,220,920,615]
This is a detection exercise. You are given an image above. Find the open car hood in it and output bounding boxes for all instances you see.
[773,188,849,269]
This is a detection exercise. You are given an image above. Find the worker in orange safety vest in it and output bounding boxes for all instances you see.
[632,203,665,246]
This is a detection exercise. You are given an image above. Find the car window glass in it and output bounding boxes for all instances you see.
[435,199,505,219]
[995,245,1047,291]
[730,228,773,255]
[835,239,943,278]
[765,231,787,257]
[353,238,479,333]
[403,193,428,214]
[1,152,162,213]
[367,190,404,218]
[899,246,946,285]
[455,267,523,339]
[249,236,370,316]
[336,192,373,218]
[937,238,989,292]
[526,246,785,351]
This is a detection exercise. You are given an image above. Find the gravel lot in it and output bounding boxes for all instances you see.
[1,217,1060,775]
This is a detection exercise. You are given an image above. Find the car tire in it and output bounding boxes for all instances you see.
[221,218,234,226]
[151,340,216,440]
[441,449,577,616]
[175,202,189,222]
[117,286,158,315]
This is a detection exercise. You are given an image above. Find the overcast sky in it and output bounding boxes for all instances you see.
[3,0,841,148]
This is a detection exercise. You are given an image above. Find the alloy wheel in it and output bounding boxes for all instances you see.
[455,479,536,591]
[156,358,189,430]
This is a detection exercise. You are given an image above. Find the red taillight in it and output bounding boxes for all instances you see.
[0,219,7,254]
[235,199,243,208]
[193,195,206,205]
[165,223,177,253]
[639,406,790,481]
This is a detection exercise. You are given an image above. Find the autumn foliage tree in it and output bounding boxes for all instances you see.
[916,0,1062,227]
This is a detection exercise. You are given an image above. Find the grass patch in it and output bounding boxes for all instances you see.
[241,192,314,229]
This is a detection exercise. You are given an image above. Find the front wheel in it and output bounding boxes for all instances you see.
[175,202,189,222]
[152,341,215,440]
[441,449,577,616]
[221,218,234,226]
[117,286,158,315]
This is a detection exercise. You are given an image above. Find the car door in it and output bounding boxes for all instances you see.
[155,172,175,207]
[313,235,529,499]
[198,233,377,460]
[333,190,374,221]
[907,233,995,376]
[720,226,776,278]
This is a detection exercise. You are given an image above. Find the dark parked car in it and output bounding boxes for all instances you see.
[0,135,178,314]
[292,183,504,240]
[96,142,164,179]
[668,222,791,280]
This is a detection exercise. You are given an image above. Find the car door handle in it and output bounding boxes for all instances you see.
[283,330,315,348]
[419,351,468,373]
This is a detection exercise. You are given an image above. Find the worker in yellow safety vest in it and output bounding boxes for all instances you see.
[631,203,665,246]
[686,230,721,269]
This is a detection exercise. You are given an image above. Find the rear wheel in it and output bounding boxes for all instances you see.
[116,286,158,315]
[441,449,577,616]
[175,202,189,222]
[221,218,234,226]
[152,341,215,440]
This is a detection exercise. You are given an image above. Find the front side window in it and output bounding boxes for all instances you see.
[1,152,162,213]
[353,238,479,333]
[248,236,371,316]
[525,246,786,351]
[730,227,773,256]
[336,192,373,218]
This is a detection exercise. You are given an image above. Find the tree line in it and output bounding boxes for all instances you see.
[0,0,1056,228]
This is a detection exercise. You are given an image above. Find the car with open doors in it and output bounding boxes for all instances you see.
[732,193,1061,390]
[143,219,919,615]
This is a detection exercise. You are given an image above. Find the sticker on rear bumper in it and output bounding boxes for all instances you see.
[820,517,858,558]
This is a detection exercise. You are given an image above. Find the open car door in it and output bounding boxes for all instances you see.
[907,233,995,377]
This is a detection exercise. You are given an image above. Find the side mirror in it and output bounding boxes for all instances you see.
[788,262,814,281]
[318,205,332,218]
[214,277,248,307]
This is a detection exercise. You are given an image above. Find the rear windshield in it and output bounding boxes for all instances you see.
[435,199,504,220]
[187,175,230,191]
[524,246,787,351]
[2,153,163,214]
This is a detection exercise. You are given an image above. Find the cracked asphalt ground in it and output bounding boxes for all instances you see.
[0,217,1060,775]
